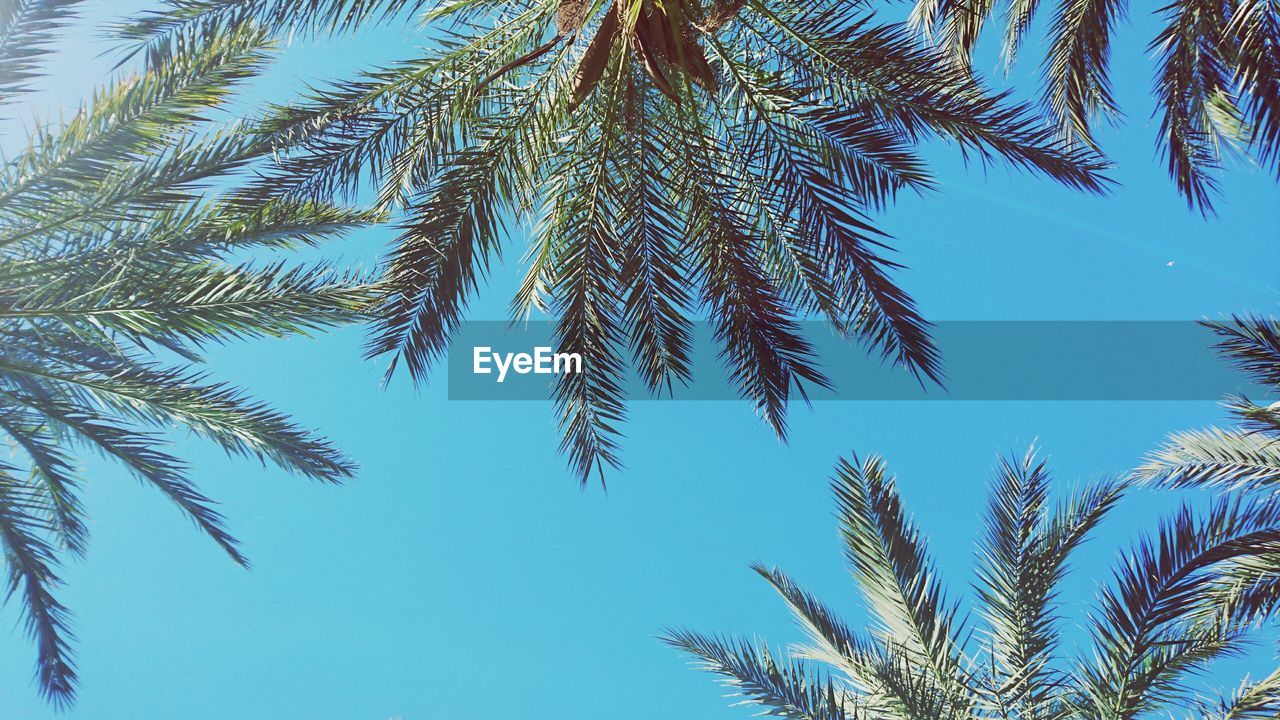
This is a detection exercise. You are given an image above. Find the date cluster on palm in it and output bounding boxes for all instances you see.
[564,0,729,109]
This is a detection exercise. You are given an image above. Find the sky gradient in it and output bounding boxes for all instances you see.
[0,1,1277,718]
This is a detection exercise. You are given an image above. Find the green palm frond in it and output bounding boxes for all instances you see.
[914,0,1279,211]
[142,0,1110,484]
[0,18,378,706]
[669,448,1280,720]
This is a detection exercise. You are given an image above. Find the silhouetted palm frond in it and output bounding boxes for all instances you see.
[127,0,1111,484]
[0,14,378,706]
[915,0,1280,212]
[1136,315,1280,492]
[666,448,1280,720]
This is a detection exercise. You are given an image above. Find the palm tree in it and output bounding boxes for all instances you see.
[911,0,1280,213]
[120,0,1111,484]
[0,2,379,706]
[665,449,1280,719]
[1136,314,1280,491]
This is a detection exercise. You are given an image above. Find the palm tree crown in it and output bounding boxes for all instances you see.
[666,449,1280,720]
[0,1,377,705]
[912,0,1280,212]
[122,0,1109,484]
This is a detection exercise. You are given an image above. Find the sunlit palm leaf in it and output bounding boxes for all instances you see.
[0,20,376,705]
[669,448,1280,720]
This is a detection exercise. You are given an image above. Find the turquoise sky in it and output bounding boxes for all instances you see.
[1,1,1278,718]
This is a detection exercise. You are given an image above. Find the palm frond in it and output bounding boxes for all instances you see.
[0,406,85,556]
[618,74,694,395]
[662,629,865,720]
[1076,497,1280,717]
[1206,665,1280,720]
[1151,0,1239,213]
[0,12,373,705]
[975,449,1123,717]
[1134,428,1280,491]
[1228,0,1280,171]
[832,454,970,702]
[0,0,81,105]
[1041,0,1126,148]
[116,0,430,62]
[545,51,631,484]
[913,0,1279,206]
[674,449,1280,720]
[1203,315,1280,390]
[0,464,75,708]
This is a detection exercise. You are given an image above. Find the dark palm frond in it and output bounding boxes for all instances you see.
[364,5,571,383]
[1077,497,1280,718]
[1229,0,1280,171]
[545,51,630,483]
[670,448,1280,720]
[1041,0,1126,149]
[1184,550,1280,629]
[745,2,1111,194]
[1151,0,1240,213]
[0,464,75,709]
[0,0,81,105]
[706,38,942,383]
[0,406,85,556]
[1204,315,1280,390]
[685,131,832,438]
[915,0,1280,207]
[146,1,1110,482]
[7,391,251,565]
[0,19,376,706]
[617,75,694,396]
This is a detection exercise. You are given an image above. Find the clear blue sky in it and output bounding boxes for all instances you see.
[1,2,1278,718]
